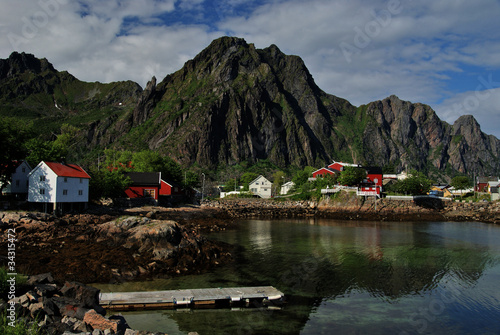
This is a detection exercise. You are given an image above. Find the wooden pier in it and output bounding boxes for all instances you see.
[99,286,284,311]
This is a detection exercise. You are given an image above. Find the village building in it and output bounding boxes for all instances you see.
[328,161,360,171]
[475,176,498,192]
[280,181,295,195]
[429,184,453,198]
[1,160,32,199]
[28,161,90,212]
[249,175,272,198]
[312,167,339,179]
[488,181,499,201]
[124,172,161,203]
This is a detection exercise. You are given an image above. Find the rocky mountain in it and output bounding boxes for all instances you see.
[2,37,499,179]
[0,51,142,134]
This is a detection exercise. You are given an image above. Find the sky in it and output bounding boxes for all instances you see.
[1,0,500,138]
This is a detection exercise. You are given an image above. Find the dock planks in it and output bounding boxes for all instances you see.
[99,286,284,311]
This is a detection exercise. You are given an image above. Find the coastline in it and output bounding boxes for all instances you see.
[202,196,500,224]
[2,198,499,334]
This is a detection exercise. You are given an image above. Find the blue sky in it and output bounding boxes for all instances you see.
[1,0,500,137]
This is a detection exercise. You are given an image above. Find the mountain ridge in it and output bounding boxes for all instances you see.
[1,37,499,180]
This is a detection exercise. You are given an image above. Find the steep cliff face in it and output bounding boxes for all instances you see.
[117,37,353,168]
[96,37,499,178]
[1,39,499,179]
[362,95,500,177]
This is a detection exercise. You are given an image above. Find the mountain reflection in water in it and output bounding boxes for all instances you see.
[94,219,500,335]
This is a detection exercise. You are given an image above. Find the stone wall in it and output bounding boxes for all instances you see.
[203,196,500,224]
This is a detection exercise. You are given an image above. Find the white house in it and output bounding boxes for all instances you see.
[488,181,500,201]
[280,181,295,195]
[28,161,91,212]
[1,160,31,197]
[249,175,272,199]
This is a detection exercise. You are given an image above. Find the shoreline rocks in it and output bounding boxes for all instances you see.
[5,273,164,335]
[0,210,232,284]
[203,196,500,224]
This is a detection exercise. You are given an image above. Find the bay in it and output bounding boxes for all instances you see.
[93,219,500,334]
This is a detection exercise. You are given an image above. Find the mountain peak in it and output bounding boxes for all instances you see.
[0,51,55,78]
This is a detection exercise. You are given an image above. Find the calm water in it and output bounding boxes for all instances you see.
[94,219,500,334]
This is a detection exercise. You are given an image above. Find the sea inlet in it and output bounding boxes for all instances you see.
[93,219,500,334]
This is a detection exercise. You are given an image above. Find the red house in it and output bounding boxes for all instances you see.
[476,176,498,192]
[312,167,339,178]
[328,161,360,171]
[364,166,383,187]
[160,179,184,196]
[124,172,161,200]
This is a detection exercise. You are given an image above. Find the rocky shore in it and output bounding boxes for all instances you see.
[0,207,233,284]
[3,273,175,335]
[203,195,500,224]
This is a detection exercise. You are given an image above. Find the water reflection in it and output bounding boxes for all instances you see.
[232,220,497,300]
[94,219,500,335]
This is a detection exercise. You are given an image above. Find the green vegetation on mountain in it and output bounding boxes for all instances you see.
[1,37,499,183]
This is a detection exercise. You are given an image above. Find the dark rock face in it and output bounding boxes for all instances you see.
[1,39,499,179]
[363,96,500,178]
[108,37,499,178]
[8,274,162,334]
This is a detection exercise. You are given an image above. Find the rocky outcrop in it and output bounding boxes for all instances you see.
[0,211,232,284]
[364,95,500,179]
[5,273,165,335]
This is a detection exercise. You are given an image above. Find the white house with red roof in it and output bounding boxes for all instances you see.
[28,161,91,212]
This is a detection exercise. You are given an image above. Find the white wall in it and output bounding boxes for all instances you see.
[28,162,89,203]
[28,163,56,203]
[250,176,272,199]
[8,161,31,194]
[55,177,89,203]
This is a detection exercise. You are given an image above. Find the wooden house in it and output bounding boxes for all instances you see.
[28,161,90,212]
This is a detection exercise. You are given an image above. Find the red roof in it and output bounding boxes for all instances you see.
[45,162,91,179]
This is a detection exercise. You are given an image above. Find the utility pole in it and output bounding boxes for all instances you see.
[201,173,205,203]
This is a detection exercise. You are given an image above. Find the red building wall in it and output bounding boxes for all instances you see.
[125,186,159,200]
[366,173,383,187]
[312,168,336,178]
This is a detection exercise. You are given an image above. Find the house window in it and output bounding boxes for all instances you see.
[63,190,68,196]
[22,167,26,173]
[144,189,155,198]
[80,178,83,183]
[39,189,45,195]
[64,177,68,183]
[40,175,46,182]
[78,190,83,196]
[15,180,20,186]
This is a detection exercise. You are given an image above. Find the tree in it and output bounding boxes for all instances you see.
[292,166,316,188]
[393,170,433,195]
[272,171,286,195]
[25,138,67,168]
[337,167,366,186]
[184,171,200,188]
[89,168,132,200]
[224,177,239,192]
[0,118,32,190]
[241,172,259,191]
[451,176,471,199]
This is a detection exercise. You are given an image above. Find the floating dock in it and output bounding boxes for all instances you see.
[99,286,284,311]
